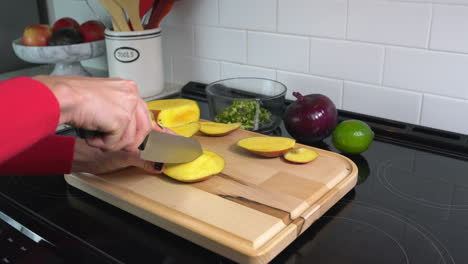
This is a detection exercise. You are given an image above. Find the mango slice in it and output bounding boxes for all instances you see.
[237,137,296,157]
[147,99,200,128]
[170,122,200,137]
[164,150,225,182]
[283,148,318,164]
[199,122,241,136]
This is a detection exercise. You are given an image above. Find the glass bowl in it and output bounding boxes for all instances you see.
[206,78,287,134]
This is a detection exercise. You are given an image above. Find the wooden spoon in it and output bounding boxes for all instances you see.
[114,0,144,31]
[145,0,173,29]
[99,0,130,31]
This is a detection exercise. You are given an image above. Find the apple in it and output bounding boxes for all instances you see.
[78,20,105,42]
[52,17,79,32]
[22,24,52,46]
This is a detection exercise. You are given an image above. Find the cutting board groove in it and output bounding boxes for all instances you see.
[65,128,357,263]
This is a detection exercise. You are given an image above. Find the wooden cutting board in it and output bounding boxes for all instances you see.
[65,128,357,264]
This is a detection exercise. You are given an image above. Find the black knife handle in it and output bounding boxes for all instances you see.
[77,129,147,150]
[77,129,101,139]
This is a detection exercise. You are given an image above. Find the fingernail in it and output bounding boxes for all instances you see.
[154,162,164,170]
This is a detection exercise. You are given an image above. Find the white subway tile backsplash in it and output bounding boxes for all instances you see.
[348,0,431,48]
[221,63,277,80]
[173,56,220,85]
[194,27,247,63]
[431,5,468,53]
[220,0,276,31]
[343,82,422,124]
[278,0,347,39]
[421,94,468,134]
[161,24,193,56]
[384,47,468,99]
[277,71,343,107]
[52,0,468,135]
[163,0,218,26]
[248,32,309,72]
[309,39,384,84]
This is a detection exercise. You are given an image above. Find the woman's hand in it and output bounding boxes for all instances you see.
[33,75,151,152]
[71,138,165,175]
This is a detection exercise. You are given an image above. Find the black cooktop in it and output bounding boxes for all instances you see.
[1,82,467,264]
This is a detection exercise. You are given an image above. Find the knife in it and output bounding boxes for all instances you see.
[140,130,202,163]
[78,128,203,163]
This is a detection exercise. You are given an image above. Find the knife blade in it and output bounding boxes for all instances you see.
[78,128,203,163]
[140,130,203,163]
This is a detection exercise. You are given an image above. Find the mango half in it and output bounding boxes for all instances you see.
[164,150,225,182]
[237,136,296,157]
[147,99,200,128]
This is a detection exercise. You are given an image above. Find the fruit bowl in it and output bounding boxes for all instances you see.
[12,38,105,76]
[206,78,287,134]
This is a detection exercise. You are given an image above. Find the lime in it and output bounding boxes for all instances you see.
[332,120,374,154]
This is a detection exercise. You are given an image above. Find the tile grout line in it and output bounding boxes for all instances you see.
[426,3,434,49]
[217,0,221,25]
[307,38,311,73]
[345,0,350,40]
[246,30,249,65]
[380,47,386,86]
[418,94,425,125]
[276,0,279,32]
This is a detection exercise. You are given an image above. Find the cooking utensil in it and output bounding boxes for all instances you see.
[78,128,202,163]
[113,0,144,31]
[99,0,130,31]
[145,0,174,29]
[140,130,203,163]
[139,0,155,18]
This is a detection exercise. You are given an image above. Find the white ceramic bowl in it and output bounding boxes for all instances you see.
[12,38,105,76]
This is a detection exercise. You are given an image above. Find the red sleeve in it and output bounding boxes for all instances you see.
[0,134,76,175]
[0,76,60,163]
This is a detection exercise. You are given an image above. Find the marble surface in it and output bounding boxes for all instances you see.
[12,39,106,76]
[12,39,105,64]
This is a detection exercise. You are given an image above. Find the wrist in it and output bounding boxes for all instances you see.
[32,75,81,125]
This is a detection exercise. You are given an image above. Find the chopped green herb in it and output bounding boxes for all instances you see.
[214,100,271,130]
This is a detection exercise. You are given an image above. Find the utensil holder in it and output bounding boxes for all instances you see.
[105,28,164,99]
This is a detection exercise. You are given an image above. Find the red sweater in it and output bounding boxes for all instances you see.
[0,77,75,175]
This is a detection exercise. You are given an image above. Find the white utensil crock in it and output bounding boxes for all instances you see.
[105,28,164,99]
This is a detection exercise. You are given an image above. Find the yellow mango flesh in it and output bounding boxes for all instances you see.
[237,137,296,157]
[170,122,200,137]
[147,99,200,127]
[199,122,241,136]
[164,150,225,182]
[284,148,318,164]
